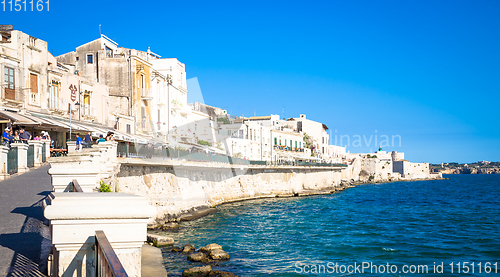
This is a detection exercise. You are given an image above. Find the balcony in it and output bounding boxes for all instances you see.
[2,87,24,108]
[273,145,305,152]
[140,88,152,101]
[171,100,182,110]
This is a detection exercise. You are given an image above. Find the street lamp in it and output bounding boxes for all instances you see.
[69,102,80,141]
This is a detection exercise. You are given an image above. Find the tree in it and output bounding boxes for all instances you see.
[303,132,314,149]
[197,140,212,147]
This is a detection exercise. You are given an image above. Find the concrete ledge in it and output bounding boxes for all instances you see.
[142,244,167,277]
[44,192,157,220]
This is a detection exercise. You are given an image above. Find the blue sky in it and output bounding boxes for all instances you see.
[2,0,499,163]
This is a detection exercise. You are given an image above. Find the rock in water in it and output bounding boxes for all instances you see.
[147,234,174,247]
[188,252,207,262]
[209,249,230,260]
[182,244,196,254]
[182,265,212,277]
[208,271,238,277]
[171,246,183,252]
[162,222,180,230]
[200,243,223,253]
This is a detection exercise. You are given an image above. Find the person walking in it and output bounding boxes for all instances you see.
[76,134,82,150]
[84,132,93,148]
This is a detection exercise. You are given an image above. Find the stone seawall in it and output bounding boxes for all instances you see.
[113,159,345,227]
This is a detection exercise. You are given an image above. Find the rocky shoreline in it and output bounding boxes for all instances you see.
[147,176,445,276]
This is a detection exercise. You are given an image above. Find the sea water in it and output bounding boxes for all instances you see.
[160,175,500,276]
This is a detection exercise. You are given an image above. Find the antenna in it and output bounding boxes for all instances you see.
[282,107,285,120]
[99,24,102,37]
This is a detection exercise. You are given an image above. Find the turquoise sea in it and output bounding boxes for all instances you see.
[159,175,500,276]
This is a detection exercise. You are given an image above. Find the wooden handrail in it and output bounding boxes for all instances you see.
[95,230,129,277]
[71,179,83,192]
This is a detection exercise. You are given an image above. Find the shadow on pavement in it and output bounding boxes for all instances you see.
[0,199,49,277]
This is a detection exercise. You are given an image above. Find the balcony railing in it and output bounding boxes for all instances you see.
[273,145,305,152]
[95,230,129,277]
[140,88,152,100]
[2,87,24,107]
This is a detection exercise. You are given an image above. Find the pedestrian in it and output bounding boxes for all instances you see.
[76,134,82,150]
[84,131,93,148]
[19,128,31,144]
[8,129,14,145]
[2,128,10,147]
[13,130,20,143]
[33,132,41,140]
[43,131,51,141]
[96,134,106,144]
[106,131,115,141]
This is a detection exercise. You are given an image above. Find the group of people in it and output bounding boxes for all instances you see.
[2,127,119,150]
[75,131,115,150]
[2,127,51,148]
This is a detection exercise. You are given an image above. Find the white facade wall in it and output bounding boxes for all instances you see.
[292,114,330,158]
[152,58,188,140]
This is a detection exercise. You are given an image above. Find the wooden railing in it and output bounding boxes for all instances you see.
[95,230,129,277]
[71,179,83,192]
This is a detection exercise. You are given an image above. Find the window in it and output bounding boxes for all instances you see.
[83,91,91,115]
[50,81,59,109]
[76,57,79,61]
[105,46,112,58]
[4,66,15,100]
[141,106,146,128]
[295,141,297,149]
[87,54,93,64]
[140,74,145,96]
[29,36,36,46]
[274,137,277,145]
[157,109,161,124]
[126,124,131,134]
[30,73,38,104]
[30,73,38,93]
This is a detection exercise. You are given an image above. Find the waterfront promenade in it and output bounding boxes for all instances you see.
[0,164,51,277]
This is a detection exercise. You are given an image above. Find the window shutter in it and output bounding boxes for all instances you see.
[30,73,38,93]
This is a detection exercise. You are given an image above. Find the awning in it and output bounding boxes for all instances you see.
[4,110,166,144]
[0,110,44,126]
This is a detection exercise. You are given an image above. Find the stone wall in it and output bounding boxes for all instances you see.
[114,160,345,226]
[393,161,430,179]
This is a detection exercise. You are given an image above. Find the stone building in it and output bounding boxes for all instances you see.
[57,35,188,140]
[0,27,114,147]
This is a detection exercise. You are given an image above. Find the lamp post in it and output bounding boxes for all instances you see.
[68,102,80,141]
[68,103,72,141]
